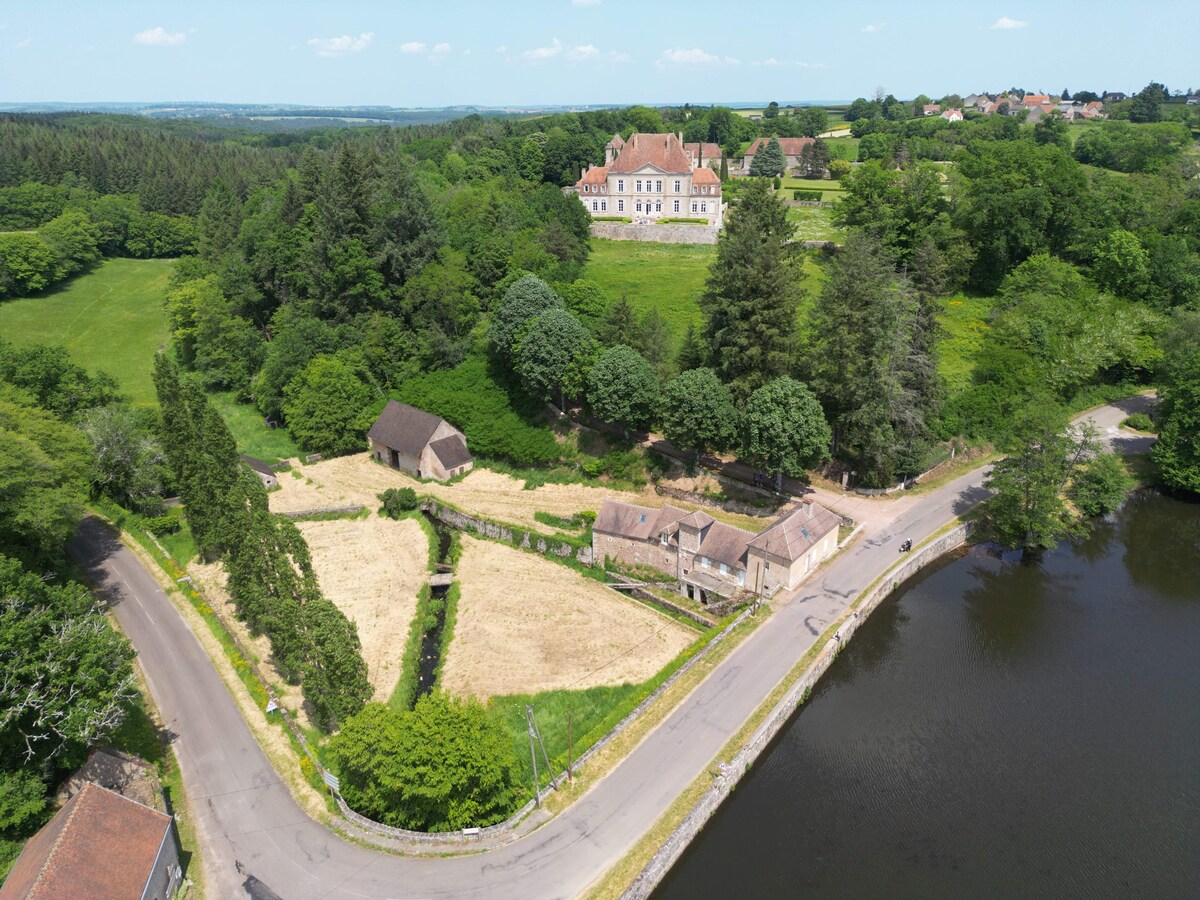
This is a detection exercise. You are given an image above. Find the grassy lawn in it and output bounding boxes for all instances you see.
[787,206,847,243]
[825,136,860,157]
[0,258,173,405]
[583,239,716,350]
[937,293,993,394]
[208,391,302,464]
[782,176,844,192]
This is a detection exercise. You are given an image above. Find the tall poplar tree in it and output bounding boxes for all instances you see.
[700,178,798,400]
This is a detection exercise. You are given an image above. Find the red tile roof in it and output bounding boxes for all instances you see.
[4,781,173,900]
[607,132,692,174]
[746,500,840,562]
[744,137,815,158]
[692,166,721,186]
[577,165,608,186]
[684,142,723,160]
[607,132,625,148]
[923,103,941,115]
[1022,94,1050,106]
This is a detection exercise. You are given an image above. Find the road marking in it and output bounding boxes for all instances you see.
[119,577,155,624]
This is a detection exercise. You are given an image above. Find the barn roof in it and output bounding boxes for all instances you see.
[745,137,815,157]
[5,781,172,900]
[367,400,445,458]
[746,500,840,562]
[239,454,275,477]
[429,435,472,470]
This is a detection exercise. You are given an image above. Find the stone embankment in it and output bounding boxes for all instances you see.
[589,221,720,244]
[621,521,976,898]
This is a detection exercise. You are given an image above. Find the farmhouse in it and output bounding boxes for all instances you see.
[940,108,964,122]
[3,781,182,900]
[367,400,473,482]
[593,497,840,603]
[922,103,942,116]
[575,131,724,225]
[240,454,279,490]
[742,136,816,174]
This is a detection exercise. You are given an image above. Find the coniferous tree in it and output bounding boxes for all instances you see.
[599,295,638,347]
[749,136,787,177]
[676,324,710,372]
[701,178,798,399]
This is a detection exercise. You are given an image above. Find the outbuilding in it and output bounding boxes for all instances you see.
[240,454,279,490]
[367,400,473,482]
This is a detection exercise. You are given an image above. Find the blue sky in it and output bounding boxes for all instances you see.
[0,1,1194,107]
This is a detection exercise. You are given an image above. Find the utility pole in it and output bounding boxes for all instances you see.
[568,711,574,782]
[526,705,540,806]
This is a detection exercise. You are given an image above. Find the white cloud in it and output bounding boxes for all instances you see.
[567,44,599,61]
[862,22,885,33]
[571,0,602,6]
[522,38,563,61]
[431,42,452,55]
[307,32,373,57]
[133,26,187,47]
[990,16,1027,29]
[16,36,32,49]
[660,47,737,66]
[750,57,825,69]
[400,41,427,54]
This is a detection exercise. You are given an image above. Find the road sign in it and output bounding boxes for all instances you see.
[322,771,340,792]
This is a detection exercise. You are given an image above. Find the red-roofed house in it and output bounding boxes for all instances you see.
[742,137,815,174]
[922,103,942,116]
[940,108,964,122]
[575,131,723,225]
[1022,93,1051,107]
[592,497,840,602]
[2,781,182,900]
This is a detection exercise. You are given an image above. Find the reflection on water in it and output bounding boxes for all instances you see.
[655,493,1200,899]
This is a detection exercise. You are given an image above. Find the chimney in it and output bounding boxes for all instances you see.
[802,498,814,519]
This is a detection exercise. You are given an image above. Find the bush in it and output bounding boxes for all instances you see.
[1122,412,1155,433]
[793,190,823,202]
[773,176,782,190]
[141,513,181,535]
[379,487,419,518]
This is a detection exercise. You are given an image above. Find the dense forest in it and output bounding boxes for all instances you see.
[1,87,1198,840]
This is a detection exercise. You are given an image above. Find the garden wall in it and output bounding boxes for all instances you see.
[422,499,594,566]
[589,222,721,245]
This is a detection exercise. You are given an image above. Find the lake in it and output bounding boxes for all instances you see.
[655,493,1200,898]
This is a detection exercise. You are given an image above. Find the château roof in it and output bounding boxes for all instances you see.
[577,165,608,186]
[684,141,723,160]
[607,132,692,175]
[607,132,625,149]
[692,166,721,186]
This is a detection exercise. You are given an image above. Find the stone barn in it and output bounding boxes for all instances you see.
[240,454,279,490]
[367,400,473,482]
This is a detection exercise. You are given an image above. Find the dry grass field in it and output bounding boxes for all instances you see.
[297,515,429,701]
[268,452,634,527]
[440,536,695,699]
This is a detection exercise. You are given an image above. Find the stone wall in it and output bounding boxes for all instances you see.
[424,500,593,566]
[593,531,677,576]
[620,521,976,899]
[590,221,721,245]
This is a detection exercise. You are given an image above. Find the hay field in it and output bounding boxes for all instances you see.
[268,452,633,528]
[440,536,694,699]
[297,515,429,702]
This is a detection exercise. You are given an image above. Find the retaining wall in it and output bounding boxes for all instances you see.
[423,500,594,566]
[620,521,975,898]
[590,222,721,245]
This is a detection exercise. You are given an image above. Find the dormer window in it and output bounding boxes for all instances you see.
[661,533,668,545]
[639,513,647,524]
[700,556,710,568]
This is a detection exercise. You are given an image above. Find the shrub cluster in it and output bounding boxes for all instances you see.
[379,487,419,518]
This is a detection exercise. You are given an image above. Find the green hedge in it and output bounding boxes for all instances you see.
[793,189,823,202]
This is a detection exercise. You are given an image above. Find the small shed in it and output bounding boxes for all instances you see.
[367,400,473,482]
[2,781,182,900]
[240,454,279,490]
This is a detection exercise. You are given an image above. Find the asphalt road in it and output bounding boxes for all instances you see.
[69,398,1153,900]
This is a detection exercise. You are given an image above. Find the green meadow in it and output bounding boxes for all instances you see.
[0,258,174,405]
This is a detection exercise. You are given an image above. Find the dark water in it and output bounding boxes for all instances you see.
[415,511,454,703]
[656,493,1200,899]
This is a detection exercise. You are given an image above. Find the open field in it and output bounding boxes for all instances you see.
[0,258,173,404]
[268,452,637,528]
[441,536,694,698]
[583,239,714,350]
[298,515,429,701]
[787,206,846,243]
[937,293,993,394]
[208,391,302,464]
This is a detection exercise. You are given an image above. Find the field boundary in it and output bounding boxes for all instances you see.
[617,521,976,898]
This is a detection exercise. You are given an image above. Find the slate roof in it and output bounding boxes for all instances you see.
[608,132,692,174]
[677,510,715,530]
[594,501,689,542]
[367,400,445,458]
[693,520,753,570]
[744,137,815,157]
[429,434,472,470]
[239,454,275,477]
[746,500,841,563]
[4,781,172,900]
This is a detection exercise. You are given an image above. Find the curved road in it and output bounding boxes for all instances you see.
[69,398,1153,899]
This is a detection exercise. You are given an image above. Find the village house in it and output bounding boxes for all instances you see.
[240,454,279,490]
[367,400,473,482]
[592,497,841,603]
[742,136,815,174]
[3,781,182,900]
[922,103,942,116]
[575,131,724,225]
[940,108,964,122]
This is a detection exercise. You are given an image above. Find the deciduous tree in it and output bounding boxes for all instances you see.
[741,377,831,479]
[587,346,659,433]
